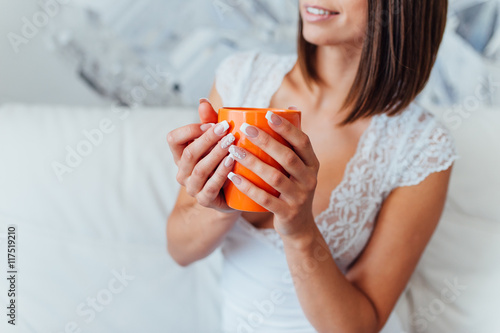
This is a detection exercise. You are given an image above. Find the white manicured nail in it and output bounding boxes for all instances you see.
[214,120,230,136]
[228,145,246,159]
[239,123,258,138]
[200,123,215,132]
[228,171,241,184]
[221,133,236,149]
[265,111,282,125]
[224,155,234,167]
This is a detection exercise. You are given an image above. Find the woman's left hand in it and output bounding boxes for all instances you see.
[226,109,320,240]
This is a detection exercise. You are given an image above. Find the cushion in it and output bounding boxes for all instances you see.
[0,104,223,333]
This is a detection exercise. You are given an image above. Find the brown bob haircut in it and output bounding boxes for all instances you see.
[297,0,448,125]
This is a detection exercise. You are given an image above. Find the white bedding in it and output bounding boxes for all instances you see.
[0,105,222,333]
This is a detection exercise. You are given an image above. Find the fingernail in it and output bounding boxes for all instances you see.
[214,120,230,136]
[200,123,215,132]
[228,171,241,185]
[199,98,210,104]
[221,133,236,149]
[265,111,282,126]
[240,123,259,138]
[288,105,298,110]
[228,145,246,159]
[224,155,234,167]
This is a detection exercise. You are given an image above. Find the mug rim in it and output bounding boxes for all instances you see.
[219,107,301,113]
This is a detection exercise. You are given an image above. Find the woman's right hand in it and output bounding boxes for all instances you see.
[167,99,240,214]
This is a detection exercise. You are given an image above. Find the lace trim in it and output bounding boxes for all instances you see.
[390,107,460,188]
[315,115,380,223]
[238,114,382,262]
[397,156,459,188]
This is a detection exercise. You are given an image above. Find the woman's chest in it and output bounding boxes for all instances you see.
[242,70,374,229]
[241,122,367,229]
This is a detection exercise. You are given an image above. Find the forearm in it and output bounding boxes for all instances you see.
[167,202,239,266]
[281,223,379,333]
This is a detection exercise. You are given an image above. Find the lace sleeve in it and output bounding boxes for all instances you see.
[214,50,258,108]
[391,112,459,188]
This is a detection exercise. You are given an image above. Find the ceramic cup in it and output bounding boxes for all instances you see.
[218,107,302,212]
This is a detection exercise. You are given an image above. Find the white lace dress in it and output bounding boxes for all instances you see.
[214,49,459,333]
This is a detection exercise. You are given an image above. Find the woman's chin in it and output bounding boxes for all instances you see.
[302,30,363,48]
[302,33,341,47]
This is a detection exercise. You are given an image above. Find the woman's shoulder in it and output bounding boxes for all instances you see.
[214,50,259,106]
[215,49,259,73]
[214,49,296,106]
[376,102,459,188]
[216,49,296,74]
[379,101,453,143]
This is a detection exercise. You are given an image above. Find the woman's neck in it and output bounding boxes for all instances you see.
[296,44,363,121]
[316,44,362,90]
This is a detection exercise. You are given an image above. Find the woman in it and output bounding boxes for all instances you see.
[166,0,457,332]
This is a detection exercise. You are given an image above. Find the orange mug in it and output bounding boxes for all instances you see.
[218,107,302,212]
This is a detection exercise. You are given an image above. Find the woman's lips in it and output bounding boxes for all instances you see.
[303,4,339,22]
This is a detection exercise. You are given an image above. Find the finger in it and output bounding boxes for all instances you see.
[177,120,230,183]
[195,154,235,207]
[238,122,307,179]
[228,144,295,196]
[167,122,215,164]
[265,111,319,168]
[199,98,218,124]
[200,142,218,160]
[227,171,284,215]
[185,132,235,195]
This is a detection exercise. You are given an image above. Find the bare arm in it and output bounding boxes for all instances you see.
[167,187,240,266]
[281,167,453,333]
[166,82,241,266]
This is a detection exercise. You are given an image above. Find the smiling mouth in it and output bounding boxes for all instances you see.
[305,5,339,16]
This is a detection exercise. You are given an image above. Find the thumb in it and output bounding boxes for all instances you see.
[198,98,219,124]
